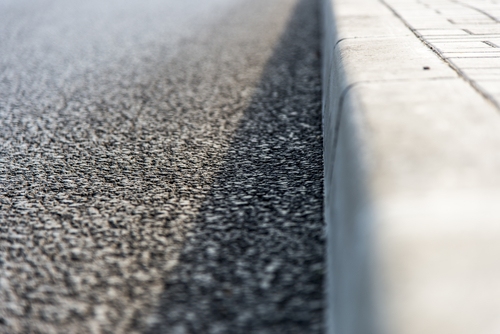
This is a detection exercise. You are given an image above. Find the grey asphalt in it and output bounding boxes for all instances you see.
[0,0,324,333]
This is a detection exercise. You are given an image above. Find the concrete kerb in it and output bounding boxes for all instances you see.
[322,0,500,333]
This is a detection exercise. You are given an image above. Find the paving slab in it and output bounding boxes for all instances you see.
[322,0,500,333]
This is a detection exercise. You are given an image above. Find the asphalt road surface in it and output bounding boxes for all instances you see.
[0,0,324,333]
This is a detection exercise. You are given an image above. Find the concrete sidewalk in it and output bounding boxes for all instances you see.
[322,0,500,333]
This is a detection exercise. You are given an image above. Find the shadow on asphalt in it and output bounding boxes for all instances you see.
[147,0,324,333]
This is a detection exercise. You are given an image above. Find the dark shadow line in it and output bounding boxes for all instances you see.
[146,0,325,333]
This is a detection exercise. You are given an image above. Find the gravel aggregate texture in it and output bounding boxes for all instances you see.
[0,0,324,333]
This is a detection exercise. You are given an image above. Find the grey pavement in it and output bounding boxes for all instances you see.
[383,0,500,107]
[323,0,500,333]
[0,0,324,333]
